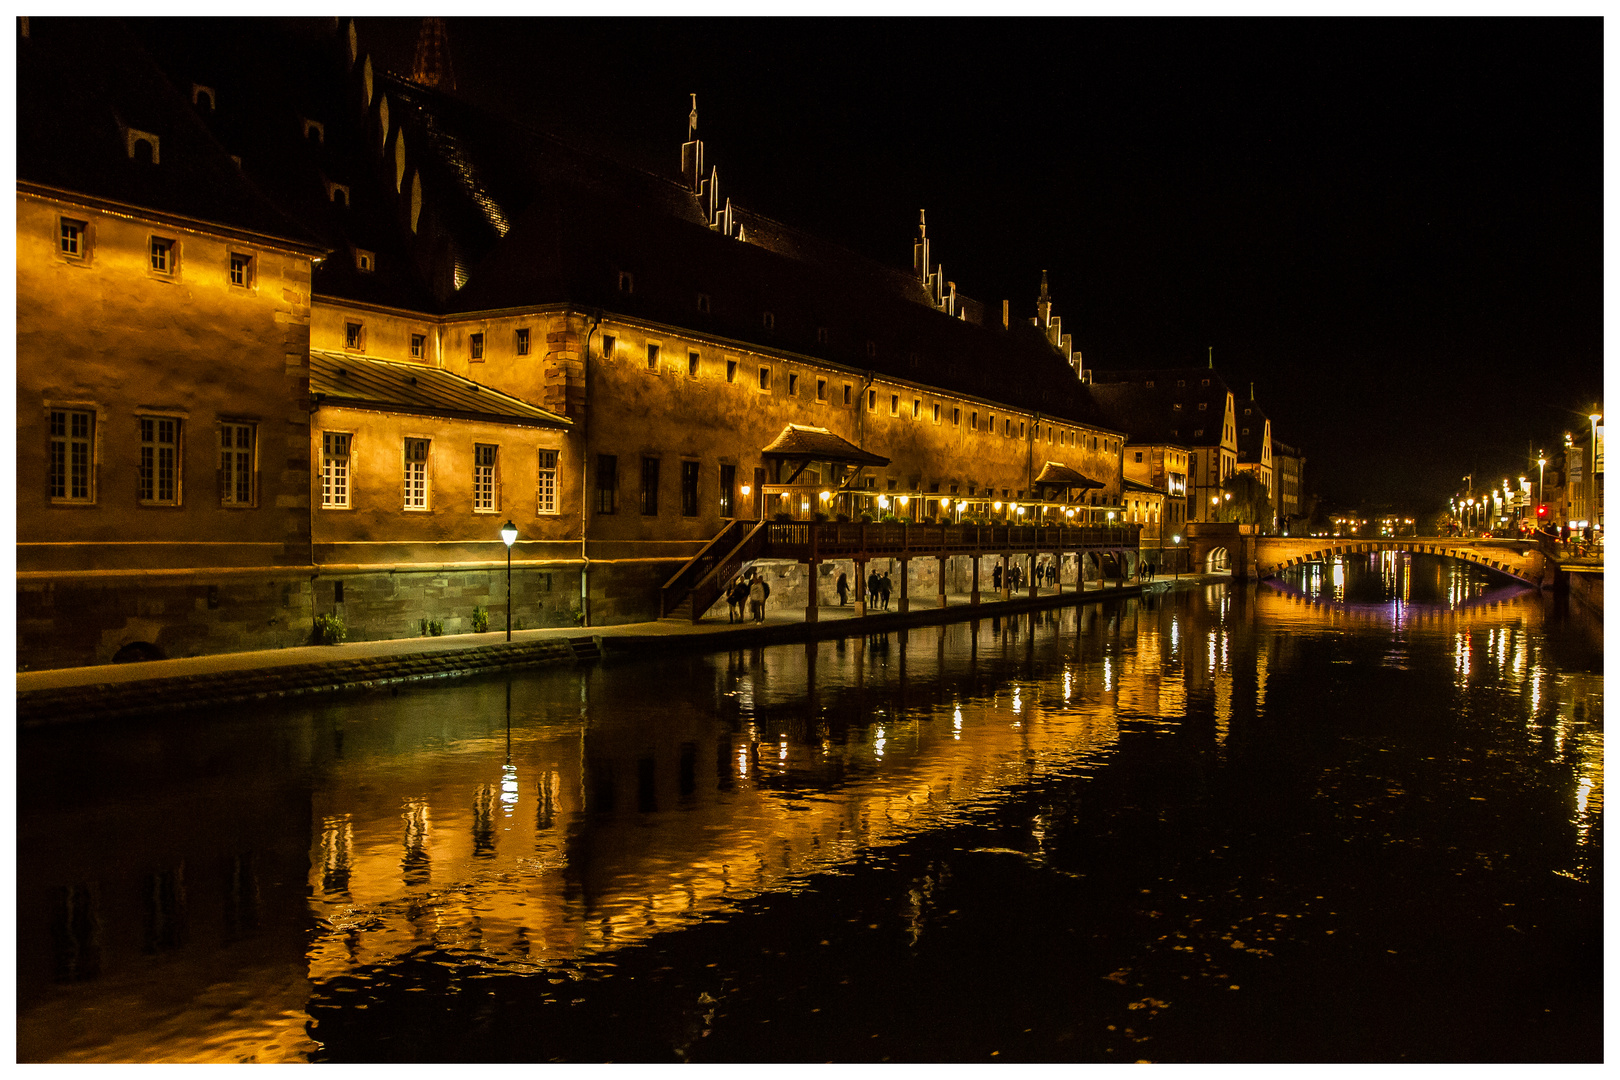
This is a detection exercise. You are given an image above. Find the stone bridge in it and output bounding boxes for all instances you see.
[1184,524,1549,588]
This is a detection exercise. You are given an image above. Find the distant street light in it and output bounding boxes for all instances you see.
[1538,454,1547,525]
[1589,412,1602,530]
[500,519,518,641]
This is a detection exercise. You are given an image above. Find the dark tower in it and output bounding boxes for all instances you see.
[411,17,456,91]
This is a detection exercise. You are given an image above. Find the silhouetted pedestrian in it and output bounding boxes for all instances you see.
[835,570,849,605]
[879,572,892,609]
[993,564,1003,590]
[750,575,767,622]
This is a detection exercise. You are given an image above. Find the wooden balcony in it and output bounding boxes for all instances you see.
[763,521,1141,562]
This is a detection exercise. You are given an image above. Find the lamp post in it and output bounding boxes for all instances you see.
[500,519,518,641]
[1171,534,1181,579]
[1589,412,1602,531]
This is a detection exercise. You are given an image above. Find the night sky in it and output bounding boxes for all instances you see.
[358,17,1603,511]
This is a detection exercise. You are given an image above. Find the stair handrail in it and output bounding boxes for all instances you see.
[683,519,769,622]
[660,519,749,617]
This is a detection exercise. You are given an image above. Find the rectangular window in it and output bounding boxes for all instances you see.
[59,218,87,258]
[817,378,827,402]
[516,328,531,356]
[726,359,738,383]
[403,438,430,509]
[953,407,961,427]
[719,463,736,518]
[537,448,558,515]
[410,333,426,359]
[48,409,94,502]
[220,422,256,506]
[138,416,180,505]
[869,389,878,411]
[473,444,498,511]
[1019,421,1026,438]
[596,454,618,514]
[933,403,941,424]
[647,343,660,370]
[843,384,852,406]
[788,373,799,396]
[689,351,700,378]
[640,456,660,516]
[149,237,174,275]
[321,431,350,508]
[890,394,899,416]
[971,411,978,431]
[681,460,699,516]
[912,399,921,420]
[470,332,485,361]
[229,252,252,288]
[759,366,771,391]
[602,334,616,360]
[1135,451,1144,463]
[344,322,364,351]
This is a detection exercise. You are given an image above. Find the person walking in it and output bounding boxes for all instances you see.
[878,571,892,609]
[835,570,849,606]
[993,563,1003,591]
[726,577,744,623]
[749,574,767,623]
[868,569,880,608]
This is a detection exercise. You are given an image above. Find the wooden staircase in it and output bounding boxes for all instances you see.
[660,520,768,623]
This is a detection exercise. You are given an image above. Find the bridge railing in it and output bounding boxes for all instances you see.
[763,521,1140,561]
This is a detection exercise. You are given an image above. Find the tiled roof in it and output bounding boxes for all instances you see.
[1033,461,1105,489]
[18,19,322,250]
[1236,399,1270,462]
[309,351,570,428]
[1122,477,1162,495]
[1089,369,1233,448]
[760,425,891,467]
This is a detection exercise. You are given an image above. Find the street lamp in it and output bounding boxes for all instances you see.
[1589,412,1602,531]
[1171,534,1181,579]
[500,519,518,641]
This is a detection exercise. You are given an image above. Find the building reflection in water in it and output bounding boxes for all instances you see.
[14,551,1602,1062]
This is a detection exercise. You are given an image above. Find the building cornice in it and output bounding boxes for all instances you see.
[18,182,331,258]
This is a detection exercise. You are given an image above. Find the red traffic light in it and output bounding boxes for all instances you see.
[1536,505,1548,517]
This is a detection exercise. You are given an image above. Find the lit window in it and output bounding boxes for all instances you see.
[48,409,94,502]
[403,438,430,509]
[344,322,364,351]
[138,416,180,504]
[322,432,350,508]
[229,252,253,287]
[516,328,531,356]
[473,444,499,511]
[220,422,256,506]
[59,218,87,259]
[470,332,485,361]
[149,237,175,275]
[355,248,375,272]
[410,333,426,359]
[537,449,558,515]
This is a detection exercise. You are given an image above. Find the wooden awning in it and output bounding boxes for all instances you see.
[760,424,890,468]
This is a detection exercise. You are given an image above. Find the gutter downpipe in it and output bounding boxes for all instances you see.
[580,309,602,627]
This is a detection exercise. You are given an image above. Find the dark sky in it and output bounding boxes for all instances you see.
[359,17,1603,510]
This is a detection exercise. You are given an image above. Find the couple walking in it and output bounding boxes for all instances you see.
[725,570,770,623]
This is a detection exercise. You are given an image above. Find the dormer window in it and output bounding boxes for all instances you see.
[1198,402,1207,410]
[326,181,350,205]
[1176,379,1186,388]
[1172,403,1182,411]
[697,292,711,313]
[617,271,634,294]
[191,84,215,110]
[1145,380,1155,388]
[125,128,160,163]
[908,352,921,370]
[1242,427,1250,436]
[761,311,775,330]
[865,340,877,359]
[1202,378,1211,387]
[303,118,325,143]
[817,327,829,345]
[354,248,375,272]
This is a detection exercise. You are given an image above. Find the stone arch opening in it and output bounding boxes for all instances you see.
[112,641,166,664]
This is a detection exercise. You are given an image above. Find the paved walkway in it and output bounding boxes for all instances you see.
[17,575,1194,697]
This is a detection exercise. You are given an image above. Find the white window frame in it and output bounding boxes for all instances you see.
[220,421,256,507]
[48,407,96,503]
[473,443,499,512]
[138,415,182,505]
[229,251,254,288]
[149,236,176,276]
[403,438,430,510]
[59,217,89,260]
[322,431,352,509]
[537,448,559,515]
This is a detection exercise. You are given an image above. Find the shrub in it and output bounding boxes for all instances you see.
[834,513,851,523]
[858,513,874,524]
[772,511,794,522]
[812,511,830,523]
[313,613,347,645]
[471,606,490,633]
[879,513,900,524]
[418,617,444,637]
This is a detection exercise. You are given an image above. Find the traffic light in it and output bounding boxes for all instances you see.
[1537,505,1548,518]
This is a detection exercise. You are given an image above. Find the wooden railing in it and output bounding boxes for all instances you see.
[763,521,1141,561]
[660,519,751,617]
[680,520,770,622]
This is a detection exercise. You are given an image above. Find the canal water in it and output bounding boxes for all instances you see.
[17,553,1602,1062]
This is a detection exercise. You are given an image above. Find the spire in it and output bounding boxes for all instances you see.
[411,17,456,91]
[688,93,698,140]
[1036,270,1052,328]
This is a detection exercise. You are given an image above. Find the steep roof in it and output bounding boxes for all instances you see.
[1033,461,1105,489]
[1089,368,1234,449]
[1235,398,1270,463]
[18,18,322,250]
[309,351,570,428]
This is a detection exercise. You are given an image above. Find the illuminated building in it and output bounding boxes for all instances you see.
[16,18,1151,666]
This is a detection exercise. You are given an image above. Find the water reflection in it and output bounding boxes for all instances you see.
[15,560,1603,1062]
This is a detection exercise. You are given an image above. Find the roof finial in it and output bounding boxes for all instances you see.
[919,208,927,237]
[1039,270,1049,300]
[411,17,456,91]
[688,93,698,140]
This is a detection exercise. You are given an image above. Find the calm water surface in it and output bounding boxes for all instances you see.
[17,553,1603,1062]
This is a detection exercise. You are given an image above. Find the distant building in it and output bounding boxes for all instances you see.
[1089,369,1239,525]
[1271,439,1306,534]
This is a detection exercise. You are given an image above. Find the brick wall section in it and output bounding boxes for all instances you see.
[18,638,579,727]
